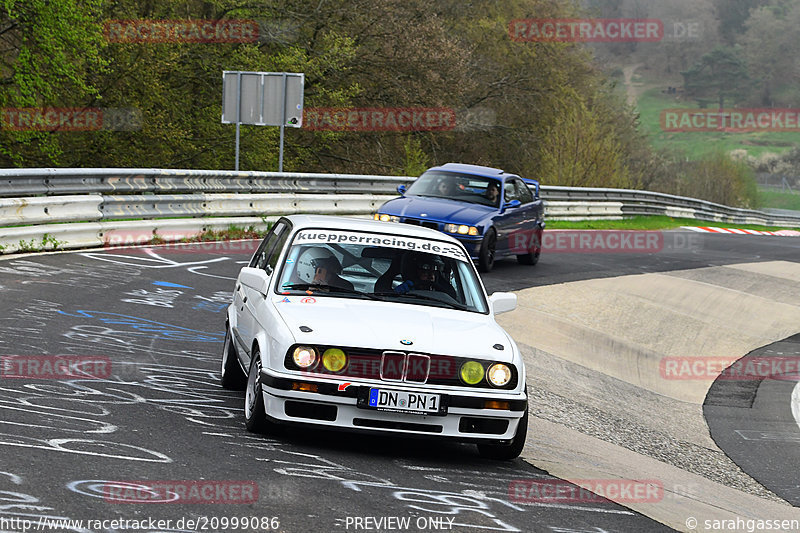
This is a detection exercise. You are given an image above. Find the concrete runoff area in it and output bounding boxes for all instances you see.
[498,261,800,531]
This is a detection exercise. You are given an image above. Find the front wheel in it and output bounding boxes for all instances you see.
[477,408,528,460]
[221,327,246,390]
[244,350,268,433]
[478,228,497,273]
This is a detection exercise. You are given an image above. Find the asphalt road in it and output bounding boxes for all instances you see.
[0,229,797,533]
[704,333,800,506]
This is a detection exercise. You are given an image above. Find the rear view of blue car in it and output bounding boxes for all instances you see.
[374,163,545,272]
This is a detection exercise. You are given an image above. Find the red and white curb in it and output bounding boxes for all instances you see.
[681,226,800,237]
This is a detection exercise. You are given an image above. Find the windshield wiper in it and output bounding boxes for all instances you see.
[281,283,385,301]
[375,291,468,311]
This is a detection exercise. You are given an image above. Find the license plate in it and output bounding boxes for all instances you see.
[366,388,444,415]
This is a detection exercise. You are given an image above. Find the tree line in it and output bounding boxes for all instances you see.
[0,0,765,207]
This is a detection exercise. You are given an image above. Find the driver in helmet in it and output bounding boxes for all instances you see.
[294,247,354,291]
[393,252,456,299]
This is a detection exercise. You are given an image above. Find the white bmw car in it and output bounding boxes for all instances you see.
[221,214,528,459]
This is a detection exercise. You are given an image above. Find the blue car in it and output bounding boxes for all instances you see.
[374,163,545,272]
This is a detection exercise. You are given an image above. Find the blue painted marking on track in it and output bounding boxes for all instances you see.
[152,281,193,289]
[56,310,222,342]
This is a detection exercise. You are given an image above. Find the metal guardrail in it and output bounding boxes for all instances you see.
[1,168,799,254]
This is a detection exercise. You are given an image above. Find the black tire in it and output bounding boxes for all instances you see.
[477,408,528,460]
[478,228,497,273]
[221,327,246,390]
[516,228,542,266]
[244,350,268,433]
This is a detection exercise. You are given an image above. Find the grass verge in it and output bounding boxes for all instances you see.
[547,216,799,231]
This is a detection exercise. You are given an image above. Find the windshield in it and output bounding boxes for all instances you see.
[275,228,488,313]
[405,171,502,207]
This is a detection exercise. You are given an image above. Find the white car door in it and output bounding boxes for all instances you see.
[234,220,290,365]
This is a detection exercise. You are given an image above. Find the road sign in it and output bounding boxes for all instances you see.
[222,71,304,171]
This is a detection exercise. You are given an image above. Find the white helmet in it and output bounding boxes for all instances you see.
[295,247,342,283]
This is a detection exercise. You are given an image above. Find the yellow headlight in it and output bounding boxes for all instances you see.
[322,348,347,372]
[460,361,485,385]
[487,363,512,387]
[292,346,317,368]
[457,225,470,234]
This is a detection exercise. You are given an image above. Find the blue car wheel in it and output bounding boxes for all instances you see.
[478,228,496,273]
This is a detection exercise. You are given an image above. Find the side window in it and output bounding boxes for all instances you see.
[266,227,290,274]
[250,235,276,269]
[503,181,518,203]
[515,179,533,204]
[250,220,287,271]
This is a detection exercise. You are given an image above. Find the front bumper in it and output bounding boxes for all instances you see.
[259,369,527,444]
[455,236,484,260]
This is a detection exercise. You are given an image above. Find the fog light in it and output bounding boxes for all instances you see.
[322,348,347,372]
[292,346,317,368]
[460,361,485,385]
[487,363,512,387]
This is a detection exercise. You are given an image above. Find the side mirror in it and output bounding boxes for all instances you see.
[397,185,407,195]
[503,199,521,210]
[238,267,270,297]
[489,292,517,315]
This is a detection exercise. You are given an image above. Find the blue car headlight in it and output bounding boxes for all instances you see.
[445,224,479,236]
[374,214,400,223]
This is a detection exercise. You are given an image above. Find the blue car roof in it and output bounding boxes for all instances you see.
[430,163,513,179]
[426,162,539,187]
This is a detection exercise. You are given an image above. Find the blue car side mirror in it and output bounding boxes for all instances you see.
[397,185,407,195]
[504,199,521,209]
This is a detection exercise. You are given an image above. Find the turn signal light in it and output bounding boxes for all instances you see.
[292,382,319,393]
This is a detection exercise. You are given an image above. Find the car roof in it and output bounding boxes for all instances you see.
[280,214,464,245]
[429,162,520,180]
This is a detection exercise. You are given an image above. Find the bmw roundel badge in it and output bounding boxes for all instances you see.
[400,339,413,346]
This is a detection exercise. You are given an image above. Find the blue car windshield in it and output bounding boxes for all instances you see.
[406,171,501,207]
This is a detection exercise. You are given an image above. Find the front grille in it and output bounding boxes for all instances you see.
[380,352,430,383]
[380,352,406,381]
[402,218,439,231]
[283,344,518,390]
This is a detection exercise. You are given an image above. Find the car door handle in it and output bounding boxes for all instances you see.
[243,296,248,303]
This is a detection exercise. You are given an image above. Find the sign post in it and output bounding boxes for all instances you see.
[222,71,304,171]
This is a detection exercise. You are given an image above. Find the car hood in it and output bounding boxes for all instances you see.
[382,196,494,225]
[271,296,513,363]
